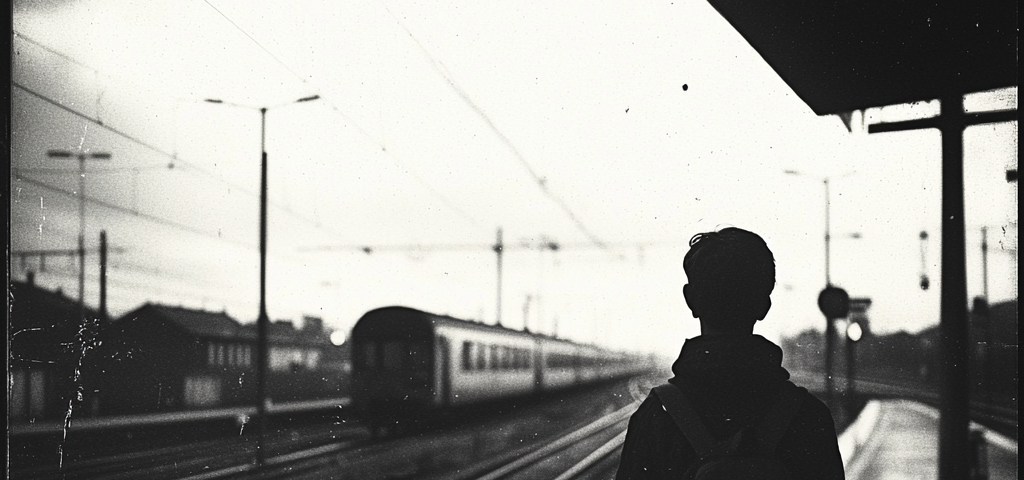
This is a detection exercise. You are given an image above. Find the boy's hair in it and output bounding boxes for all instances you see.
[683,227,776,320]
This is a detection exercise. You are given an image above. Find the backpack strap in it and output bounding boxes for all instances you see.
[653,381,808,458]
[652,382,718,457]
[756,382,808,455]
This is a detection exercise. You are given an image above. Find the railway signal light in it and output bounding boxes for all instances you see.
[818,286,850,319]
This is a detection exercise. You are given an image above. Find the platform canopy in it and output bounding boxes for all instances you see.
[706,0,1018,115]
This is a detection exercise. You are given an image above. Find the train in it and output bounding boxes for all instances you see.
[349,306,654,426]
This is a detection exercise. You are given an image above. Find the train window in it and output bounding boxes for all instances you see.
[489,345,499,370]
[502,347,511,369]
[307,350,321,369]
[383,342,403,370]
[462,341,473,371]
[361,343,378,369]
[476,343,487,370]
[409,344,425,367]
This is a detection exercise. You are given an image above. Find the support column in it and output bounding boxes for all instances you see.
[937,92,969,480]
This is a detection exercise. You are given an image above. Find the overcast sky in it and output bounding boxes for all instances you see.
[11,0,1017,356]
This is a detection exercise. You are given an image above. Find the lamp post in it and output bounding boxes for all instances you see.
[845,320,862,414]
[204,94,319,466]
[785,170,857,406]
[46,150,112,327]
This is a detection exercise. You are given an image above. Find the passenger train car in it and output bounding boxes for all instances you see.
[350,306,651,422]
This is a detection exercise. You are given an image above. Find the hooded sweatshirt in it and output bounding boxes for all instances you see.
[615,334,845,479]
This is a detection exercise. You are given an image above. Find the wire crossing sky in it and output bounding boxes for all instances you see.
[10,0,1017,357]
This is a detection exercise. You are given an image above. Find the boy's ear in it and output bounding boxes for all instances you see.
[683,284,700,318]
[753,296,772,321]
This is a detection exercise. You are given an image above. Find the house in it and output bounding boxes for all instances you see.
[96,305,347,414]
[9,275,101,421]
[97,303,257,414]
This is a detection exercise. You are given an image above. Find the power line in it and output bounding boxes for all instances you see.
[198,1,488,232]
[379,3,609,249]
[15,31,99,74]
[16,174,328,266]
[17,27,485,235]
[20,265,251,315]
[14,174,255,248]
[12,81,247,191]
[12,80,350,237]
[13,165,169,175]
[299,239,685,254]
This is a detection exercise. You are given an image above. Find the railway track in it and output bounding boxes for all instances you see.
[9,422,366,480]
[9,378,659,480]
[422,376,657,480]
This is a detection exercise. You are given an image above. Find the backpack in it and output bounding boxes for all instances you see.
[652,381,807,480]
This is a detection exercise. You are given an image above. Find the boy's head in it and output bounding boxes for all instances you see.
[682,227,776,332]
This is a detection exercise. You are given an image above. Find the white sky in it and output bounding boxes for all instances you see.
[10,0,1018,357]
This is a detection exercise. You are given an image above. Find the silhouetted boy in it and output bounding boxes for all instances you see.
[616,227,844,479]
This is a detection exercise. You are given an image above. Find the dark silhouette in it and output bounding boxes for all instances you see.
[616,227,844,479]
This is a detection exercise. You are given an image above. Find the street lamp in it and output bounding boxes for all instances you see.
[204,94,320,466]
[785,169,857,407]
[46,150,112,327]
[845,320,862,414]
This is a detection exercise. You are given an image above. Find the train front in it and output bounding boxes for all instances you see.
[350,307,436,423]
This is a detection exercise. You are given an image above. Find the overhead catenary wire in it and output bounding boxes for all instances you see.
[198,1,488,232]
[11,35,487,270]
[379,2,609,249]
[12,80,343,237]
[299,239,685,254]
[14,174,256,248]
[23,264,253,317]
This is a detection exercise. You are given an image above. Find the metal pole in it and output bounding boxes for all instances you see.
[824,316,835,407]
[938,92,969,480]
[846,334,855,414]
[823,177,834,408]
[100,230,108,326]
[78,154,87,328]
[495,228,503,326]
[981,227,988,299]
[256,108,269,467]
[824,178,831,287]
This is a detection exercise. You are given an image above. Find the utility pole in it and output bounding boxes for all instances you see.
[786,169,856,407]
[205,94,319,467]
[868,93,1014,480]
[100,230,108,327]
[494,228,503,326]
[981,227,989,300]
[46,149,111,330]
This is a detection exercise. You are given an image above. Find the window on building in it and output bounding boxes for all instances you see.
[9,369,44,418]
[208,343,216,366]
[184,376,221,407]
[476,342,487,370]
[462,341,473,371]
[306,350,321,369]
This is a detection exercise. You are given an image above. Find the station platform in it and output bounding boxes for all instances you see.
[839,399,1017,480]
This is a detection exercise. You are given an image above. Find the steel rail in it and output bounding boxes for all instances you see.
[475,400,639,480]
